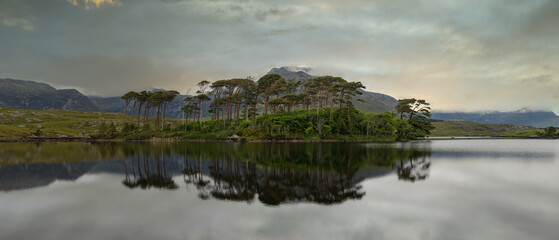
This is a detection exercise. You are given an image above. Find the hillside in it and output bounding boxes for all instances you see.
[0,107,126,139]
[0,78,101,111]
[432,110,559,128]
[431,121,539,136]
[265,67,398,113]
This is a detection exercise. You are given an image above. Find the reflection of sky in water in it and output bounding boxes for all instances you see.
[429,139,557,160]
[0,140,558,240]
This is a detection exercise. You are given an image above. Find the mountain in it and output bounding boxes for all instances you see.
[267,67,315,81]
[432,110,559,128]
[265,67,398,113]
[0,78,101,111]
[91,67,398,118]
[90,94,195,119]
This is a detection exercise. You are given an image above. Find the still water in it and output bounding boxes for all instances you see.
[0,140,558,240]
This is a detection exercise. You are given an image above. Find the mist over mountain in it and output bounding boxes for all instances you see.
[432,110,559,128]
[0,78,101,111]
[267,67,315,81]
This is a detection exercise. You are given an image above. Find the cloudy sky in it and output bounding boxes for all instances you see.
[1,0,558,112]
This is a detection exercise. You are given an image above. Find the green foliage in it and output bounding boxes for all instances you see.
[394,98,433,137]
[368,112,396,137]
[543,126,557,137]
[94,122,119,139]
[408,118,435,137]
[395,98,431,120]
[395,118,414,140]
[32,129,43,136]
[122,122,137,133]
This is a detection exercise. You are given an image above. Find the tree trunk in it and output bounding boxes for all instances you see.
[157,105,161,129]
[144,105,149,124]
[162,103,167,129]
[263,95,270,115]
[244,102,249,119]
[124,101,129,122]
[236,103,240,121]
[131,101,137,124]
[199,102,203,131]
[137,103,143,127]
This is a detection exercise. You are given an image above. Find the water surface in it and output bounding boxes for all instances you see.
[0,140,558,240]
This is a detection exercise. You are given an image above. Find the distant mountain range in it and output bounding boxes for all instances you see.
[0,78,100,111]
[432,110,559,128]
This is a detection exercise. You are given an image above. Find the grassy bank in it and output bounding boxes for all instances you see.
[431,121,542,137]
[0,107,126,139]
[4,107,553,141]
[0,107,398,142]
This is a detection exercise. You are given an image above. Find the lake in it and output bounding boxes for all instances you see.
[1,139,558,240]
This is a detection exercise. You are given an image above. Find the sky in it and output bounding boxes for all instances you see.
[0,0,558,113]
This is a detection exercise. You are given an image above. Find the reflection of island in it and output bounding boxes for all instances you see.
[182,157,368,205]
[162,142,433,205]
[0,142,433,197]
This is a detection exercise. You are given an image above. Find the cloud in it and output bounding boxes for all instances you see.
[67,0,122,10]
[521,75,552,84]
[2,55,188,96]
[0,0,35,31]
[66,0,78,6]
[1,0,558,112]
[254,7,297,21]
[284,66,312,73]
[1,17,35,31]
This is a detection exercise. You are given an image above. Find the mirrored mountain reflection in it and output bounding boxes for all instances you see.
[118,142,432,205]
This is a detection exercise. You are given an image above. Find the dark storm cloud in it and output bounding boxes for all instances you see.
[0,0,558,112]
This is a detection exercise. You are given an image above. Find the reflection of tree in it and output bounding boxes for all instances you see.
[396,155,431,182]
[116,142,432,204]
[181,154,365,205]
[182,153,211,199]
[122,153,177,190]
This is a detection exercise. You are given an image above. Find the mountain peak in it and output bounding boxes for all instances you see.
[0,78,101,111]
[266,66,315,81]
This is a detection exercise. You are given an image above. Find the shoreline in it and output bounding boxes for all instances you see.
[0,137,397,143]
[0,136,554,143]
